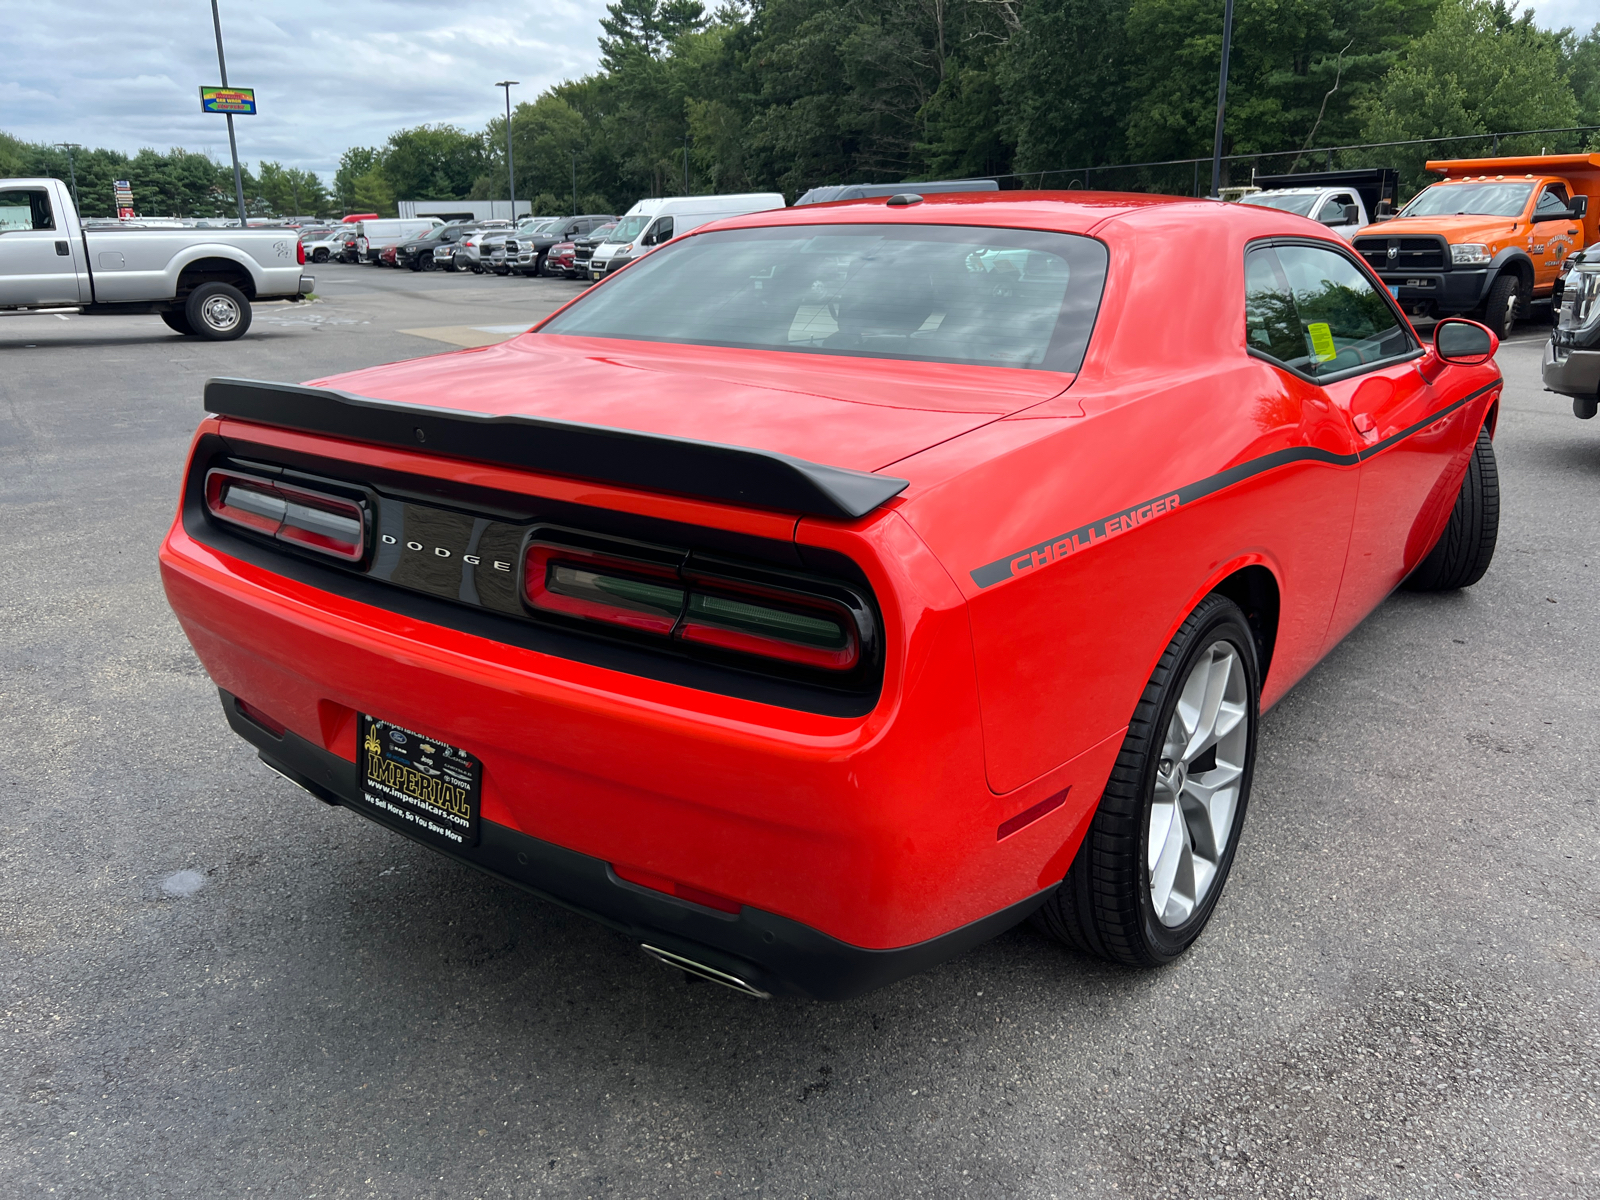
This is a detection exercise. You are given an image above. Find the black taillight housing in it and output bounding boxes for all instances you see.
[204,468,366,563]
[522,527,875,676]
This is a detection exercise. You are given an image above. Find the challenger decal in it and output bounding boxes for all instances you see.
[969,380,1500,590]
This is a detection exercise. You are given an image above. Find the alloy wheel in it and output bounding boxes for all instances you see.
[1147,640,1249,927]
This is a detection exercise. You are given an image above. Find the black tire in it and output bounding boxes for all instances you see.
[1482,274,1520,338]
[1034,594,1259,967]
[311,248,329,264]
[1403,425,1499,591]
[160,310,195,335]
[184,281,252,341]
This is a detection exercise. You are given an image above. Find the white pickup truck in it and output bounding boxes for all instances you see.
[0,177,313,340]
[1232,168,1400,243]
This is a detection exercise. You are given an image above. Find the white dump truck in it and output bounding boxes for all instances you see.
[1233,168,1401,242]
[0,177,313,340]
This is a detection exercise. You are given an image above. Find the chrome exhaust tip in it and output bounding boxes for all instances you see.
[641,944,771,999]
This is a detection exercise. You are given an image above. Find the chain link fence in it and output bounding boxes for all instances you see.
[994,125,1600,200]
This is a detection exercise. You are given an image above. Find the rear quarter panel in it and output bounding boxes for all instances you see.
[892,205,1364,794]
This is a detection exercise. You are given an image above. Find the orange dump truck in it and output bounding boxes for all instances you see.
[1352,153,1600,336]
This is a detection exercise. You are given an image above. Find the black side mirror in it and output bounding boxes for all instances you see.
[1342,204,1359,225]
[1571,196,1589,220]
[1434,318,1497,365]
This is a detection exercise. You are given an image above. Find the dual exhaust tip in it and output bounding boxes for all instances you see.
[641,944,771,999]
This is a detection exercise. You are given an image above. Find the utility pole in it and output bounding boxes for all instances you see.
[210,0,250,227]
[682,134,690,196]
[53,143,81,214]
[496,81,519,220]
[571,151,577,216]
[1209,0,1235,198]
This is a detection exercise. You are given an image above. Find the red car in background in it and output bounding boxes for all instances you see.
[546,240,578,278]
[160,192,1502,999]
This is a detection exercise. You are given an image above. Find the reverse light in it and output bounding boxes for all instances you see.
[205,469,365,562]
[1450,243,1491,265]
[522,533,867,674]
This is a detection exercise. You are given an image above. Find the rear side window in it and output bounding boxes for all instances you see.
[0,189,55,232]
[540,223,1110,372]
[1245,243,1413,378]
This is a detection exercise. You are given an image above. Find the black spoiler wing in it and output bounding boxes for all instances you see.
[204,377,909,521]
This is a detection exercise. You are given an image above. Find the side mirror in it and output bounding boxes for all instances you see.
[1571,196,1589,220]
[1342,204,1359,225]
[1434,317,1497,366]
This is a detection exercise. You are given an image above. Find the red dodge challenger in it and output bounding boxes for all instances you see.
[160,192,1502,999]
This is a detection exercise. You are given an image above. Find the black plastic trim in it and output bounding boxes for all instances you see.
[221,690,1049,1000]
[204,377,909,520]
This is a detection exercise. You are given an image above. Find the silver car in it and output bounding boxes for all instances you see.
[434,222,512,273]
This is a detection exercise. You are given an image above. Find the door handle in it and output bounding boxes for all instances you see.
[55,240,71,256]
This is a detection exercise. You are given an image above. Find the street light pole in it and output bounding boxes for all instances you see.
[496,81,519,221]
[1209,0,1235,198]
[53,143,81,215]
[571,150,577,217]
[210,0,251,227]
[682,134,690,196]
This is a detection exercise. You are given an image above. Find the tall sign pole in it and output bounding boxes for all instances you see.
[496,81,519,220]
[1209,0,1235,198]
[211,0,250,226]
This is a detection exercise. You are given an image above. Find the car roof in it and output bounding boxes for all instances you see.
[706,190,1199,238]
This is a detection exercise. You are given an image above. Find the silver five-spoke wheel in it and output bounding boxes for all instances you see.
[1147,640,1248,927]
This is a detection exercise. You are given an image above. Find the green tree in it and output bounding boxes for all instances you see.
[335,146,381,212]
[351,167,397,217]
[1361,0,1582,189]
[381,124,487,201]
[600,0,708,68]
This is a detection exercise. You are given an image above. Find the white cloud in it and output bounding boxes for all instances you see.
[3,0,612,182]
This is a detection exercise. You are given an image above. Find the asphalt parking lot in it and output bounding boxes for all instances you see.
[2,273,1597,1199]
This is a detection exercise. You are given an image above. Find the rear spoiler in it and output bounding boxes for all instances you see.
[203,377,909,521]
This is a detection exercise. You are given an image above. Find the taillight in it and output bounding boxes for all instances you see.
[522,534,865,673]
[297,239,305,265]
[679,587,857,671]
[205,469,365,562]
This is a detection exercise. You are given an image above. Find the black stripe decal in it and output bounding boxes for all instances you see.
[968,379,1499,590]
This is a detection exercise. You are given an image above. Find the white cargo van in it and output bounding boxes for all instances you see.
[588,193,785,278]
[356,217,443,264]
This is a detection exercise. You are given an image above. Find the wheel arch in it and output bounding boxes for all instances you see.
[1143,557,1282,702]
[175,255,258,301]
[1488,248,1535,298]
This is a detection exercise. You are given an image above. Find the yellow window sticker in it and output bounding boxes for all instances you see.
[1307,322,1337,362]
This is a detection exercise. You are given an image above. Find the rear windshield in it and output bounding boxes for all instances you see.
[1400,181,1534,218]
[539,223,1108,372]
[1239,192,1320,217]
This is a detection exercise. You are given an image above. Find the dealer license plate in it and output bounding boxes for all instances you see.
[358,716,481,849]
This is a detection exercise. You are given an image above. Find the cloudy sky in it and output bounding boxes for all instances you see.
[3,0,1594,184]
[4,1,613,180]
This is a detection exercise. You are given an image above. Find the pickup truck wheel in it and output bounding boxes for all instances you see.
[1403,425,1499,591]
[1482,274,1520,338]
[1033,594,1258,966]
[161,310,194,336]
[184,282,251,341]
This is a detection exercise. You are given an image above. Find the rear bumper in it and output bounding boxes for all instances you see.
[1543,338,1600,399]
[298,274,315,294]
[223,688,1049,1000]
[1375,267,1490,316]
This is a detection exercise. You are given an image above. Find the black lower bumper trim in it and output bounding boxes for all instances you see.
[219,689,1049,999]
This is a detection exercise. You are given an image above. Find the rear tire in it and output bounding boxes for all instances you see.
[184,281,251,341]
[1033,595,1259,966]
[312,248,329,264]
[160,310,194,335]
[1482,274,1520,338]
[1403,425,1499,591]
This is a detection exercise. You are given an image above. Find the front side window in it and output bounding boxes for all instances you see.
[647,216,674,244]
[539,223,1110,372]
[0,189,55,232]
[1535,185,1571,220]
[1315,194,1355,223]
[1400,181,1534,218]
[1245,243,1414,378]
